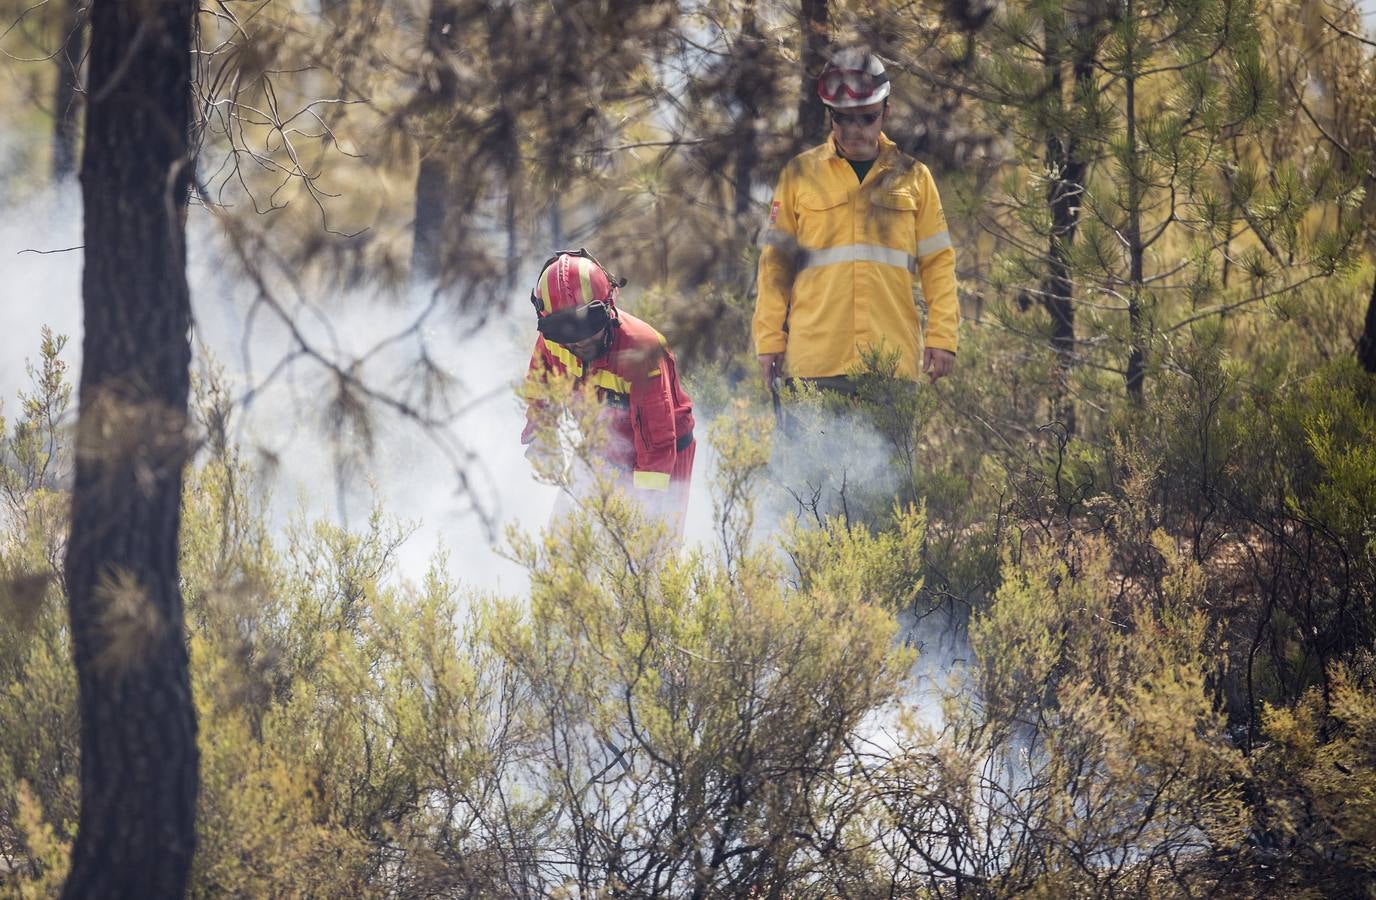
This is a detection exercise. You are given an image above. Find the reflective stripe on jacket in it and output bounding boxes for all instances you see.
[521,312,694,493]
[753,134,959,381]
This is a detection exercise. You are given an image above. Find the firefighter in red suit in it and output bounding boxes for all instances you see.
[520,249,696,539]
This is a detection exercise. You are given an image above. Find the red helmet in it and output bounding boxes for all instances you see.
[817,48,891,109]
[532,250,619,315]
[530,249,623,346]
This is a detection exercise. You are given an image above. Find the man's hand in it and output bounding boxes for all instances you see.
[758,353,783,391]
[524,439,562,477]
[922,348,956,384]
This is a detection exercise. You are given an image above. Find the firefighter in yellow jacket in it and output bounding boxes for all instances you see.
[754,47,959,391]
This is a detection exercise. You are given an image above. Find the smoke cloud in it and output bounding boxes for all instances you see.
[3,183,737,596]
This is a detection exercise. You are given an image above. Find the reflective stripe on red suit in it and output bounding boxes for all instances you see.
[521,311,695,535]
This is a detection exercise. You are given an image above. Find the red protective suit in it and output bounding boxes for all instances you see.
[521,311,695,538]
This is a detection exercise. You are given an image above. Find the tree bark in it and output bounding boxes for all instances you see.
[1359,273,1376,374]
[1040,15,1098,433]
[1123,0,1146,403]
[412,152,451,282]
[410,0,461,284]
[64,0,198,896]
[550,199,564,248]
[51,0,87,183]
[1041,26,1079,433]
[319,0,350,26]
[731,0,762,277]
[796,0,829,149]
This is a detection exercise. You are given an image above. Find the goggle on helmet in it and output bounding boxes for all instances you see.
[817,48,891,109]
[530,249,626,346]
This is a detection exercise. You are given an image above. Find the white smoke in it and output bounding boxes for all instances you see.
[1,182,84,394]
[2,184,735,596]
[2,182,949,724]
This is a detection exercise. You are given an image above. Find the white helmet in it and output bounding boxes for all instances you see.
[817,47,891,109]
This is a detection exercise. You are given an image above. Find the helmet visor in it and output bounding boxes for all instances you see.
[818,68,888,104]
[537,301,613,345]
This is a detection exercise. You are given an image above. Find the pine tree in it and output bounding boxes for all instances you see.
[972,0,1354,407]
[64,0,198,895]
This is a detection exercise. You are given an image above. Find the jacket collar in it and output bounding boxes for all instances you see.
[824,132,898,165]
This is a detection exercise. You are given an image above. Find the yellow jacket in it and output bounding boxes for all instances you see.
[753,134,959,381]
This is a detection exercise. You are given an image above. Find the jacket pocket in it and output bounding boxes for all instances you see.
[798,191,848,211]
[870,190,918,246]
[635,406,653,452]
[796,191,849,250]
[872,190,917,211]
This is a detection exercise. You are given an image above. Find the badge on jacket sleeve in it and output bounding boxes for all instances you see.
[769,200,780,225]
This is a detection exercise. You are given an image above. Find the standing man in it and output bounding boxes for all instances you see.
[754,47,959,393]
[521,249,696,539]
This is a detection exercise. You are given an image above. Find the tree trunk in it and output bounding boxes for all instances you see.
[1359,273,1376,374]
[410,0,460,284]
[51,0,87,183]
[1123,0,1146,403]
[550,199,564,248]
[731,0,762,281]
[796,0,828,149]
[319,0,349,26]
[412,152,450,282]
[1041,20,1085,434]
[64,0,198,896]
[1040,16,1101,433]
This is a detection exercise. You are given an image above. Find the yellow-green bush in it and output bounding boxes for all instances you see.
[2,325,1375,897]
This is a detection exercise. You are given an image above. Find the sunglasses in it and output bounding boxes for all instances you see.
[831,110,882,127]
[536,300,614,345]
